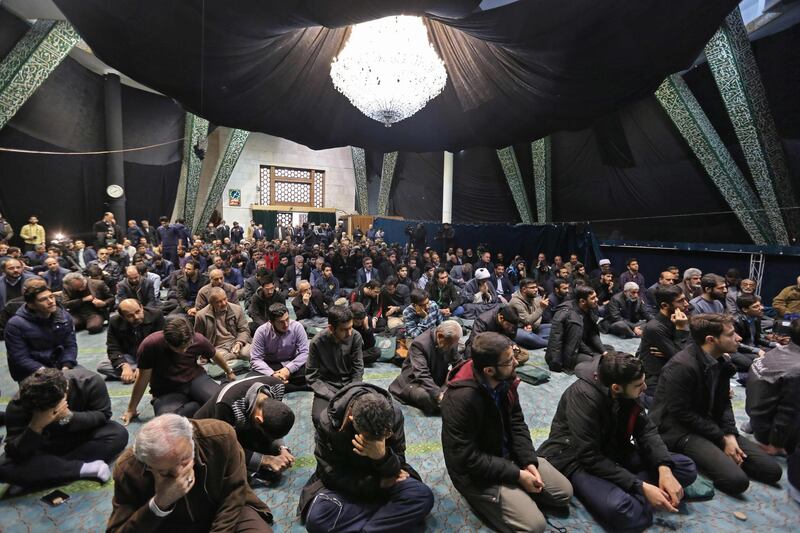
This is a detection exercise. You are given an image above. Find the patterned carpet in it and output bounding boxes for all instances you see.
[1,331,798,533]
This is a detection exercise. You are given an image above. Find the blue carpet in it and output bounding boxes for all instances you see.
[1,331,798,532]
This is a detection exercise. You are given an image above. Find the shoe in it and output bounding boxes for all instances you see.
[740,421,753,434]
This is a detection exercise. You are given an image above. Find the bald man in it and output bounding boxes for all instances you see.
[195,267,239,311]
[116,265,158,308]
[97,299,165,383]
[195,287,252,362]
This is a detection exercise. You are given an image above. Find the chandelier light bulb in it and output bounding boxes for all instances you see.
[330,15,447,127]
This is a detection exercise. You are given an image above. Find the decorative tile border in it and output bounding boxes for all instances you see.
[351,146,369,214]
[704,9,792,244]
[497,146,533,224]
[656,75,773,245]
[531,137,552,223]
[0,20,80,130]
[195,128,250,233]
[377,151,397,216]
[181,113,209,229]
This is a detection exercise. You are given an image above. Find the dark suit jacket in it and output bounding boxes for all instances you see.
[356,267,381,286]
[489,273,514,301]
[282,264,311,290]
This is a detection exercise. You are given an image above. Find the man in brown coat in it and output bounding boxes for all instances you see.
[107,414,272,532]
[62,271,114,334]
[195,287,252,361]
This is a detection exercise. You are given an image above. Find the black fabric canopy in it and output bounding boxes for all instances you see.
[54,0,738,151]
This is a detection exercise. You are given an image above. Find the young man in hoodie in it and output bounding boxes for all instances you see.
[194,374,296,484]
[298,383,434,532]
[538,353,696,531]
[441,332,572,533]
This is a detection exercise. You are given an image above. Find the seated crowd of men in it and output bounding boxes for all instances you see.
[0,214,798,532]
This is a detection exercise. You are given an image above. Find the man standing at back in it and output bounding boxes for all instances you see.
[441,332,572,533]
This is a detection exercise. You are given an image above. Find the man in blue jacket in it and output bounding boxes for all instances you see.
[5,280,78,382]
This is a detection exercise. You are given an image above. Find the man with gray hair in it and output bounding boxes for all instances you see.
[108,414,272,532]
[195,287,251,362]
[679,267,703,302]
[62,271,114,334]
[603,281,654,338]
[389,320,463,415]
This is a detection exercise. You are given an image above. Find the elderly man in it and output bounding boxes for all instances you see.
[1,258,37,310]
[603,282,654,339]
[282,255,310,295]
[389,320,462,415]
[250,303,309,391]
[62,272,114,334]
[195,287,252,362]
[122,316,227,420]
[97,299,165,383]
[116,265,158,308]
[196,267,239,311]
[678,267,702,302]
[0,367,128,490]
[107,414,272,532]
[5,280,78,382]
[291,280,328,327]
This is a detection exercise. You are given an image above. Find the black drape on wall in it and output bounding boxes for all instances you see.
[0,10,185,240]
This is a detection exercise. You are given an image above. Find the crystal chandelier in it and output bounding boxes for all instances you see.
[330,15,447,127]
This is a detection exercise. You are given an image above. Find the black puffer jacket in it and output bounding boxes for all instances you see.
[538,356,673,491]
[545,300,604,371]
[297,383,419,517]
[440,359,537,494]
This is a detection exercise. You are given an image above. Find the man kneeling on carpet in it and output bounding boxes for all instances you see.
[298,383,435,533]
[538,352,696,531]
[107,414,272,532]
[441,332,573,533]
[194,375,296,485]
[0,367,128,491]
[389,319,462,415]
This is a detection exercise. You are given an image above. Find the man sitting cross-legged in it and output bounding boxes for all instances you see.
[107,414,272,532]
[306,304,364,424]
[389,320,462,415]
[441,332,573,533]
[298,383,434,533]
[0,367,128,491]
[250,303,310,392]
[538,353,696,531]
[650,314,783,494]
[121,316,228,421]
[97,299,165,383]
[194,287,252,362]
[194,374,297,485]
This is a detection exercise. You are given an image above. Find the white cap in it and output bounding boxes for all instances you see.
[475,267,490,280]
[598,259,611,266]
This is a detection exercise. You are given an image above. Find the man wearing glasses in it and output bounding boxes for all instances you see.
[441,332,573,533]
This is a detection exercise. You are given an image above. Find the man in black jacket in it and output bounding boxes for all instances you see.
[745,319,800,458]
[545,286,604,373]
[389,320,462,415]
[194,374,296,482]
[650,314,782,494]
[291,280,328,326]
[249,273,288,336]
[732,293,775,376]
[441,332,572,533]
[603,282,653,339]
[351,302,381,365]
[115,265,158,308]
[464,305,528,364]
[637,285,690,406]
[539,353,695,531]
[426,267,463,318]
[298,383,434,532]
[97,299,164,383]
[0,367,128,489]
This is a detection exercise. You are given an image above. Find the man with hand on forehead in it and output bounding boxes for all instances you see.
[107,414,273,532]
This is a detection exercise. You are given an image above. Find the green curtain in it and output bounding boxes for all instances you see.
[252,210,277,237]
[307,212,336,226]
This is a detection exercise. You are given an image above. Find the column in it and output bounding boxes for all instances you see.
[497,146,534,224]
[104,73,125,224]
[442,151,454,224]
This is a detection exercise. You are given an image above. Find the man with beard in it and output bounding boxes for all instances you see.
[538,353,695,531]
[441,332,572,533]
[115,265,158,308]
[97,299,164,383]
[545,286,605,373]
[678,268,702,302]
[249,272,288,336]
[603,282,653,339]
[689,274,727,315]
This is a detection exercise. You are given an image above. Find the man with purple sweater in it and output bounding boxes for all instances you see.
[249,303,309,392]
